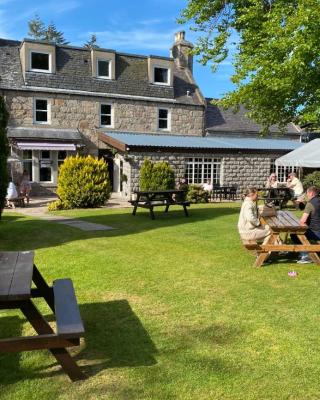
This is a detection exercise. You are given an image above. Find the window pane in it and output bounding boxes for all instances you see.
[158,119,168,129]
[36,111,48,122]
[22,150,32,160]
[58,150,67,160]
[31,52,49,70]
[101,115,111,126]
[40,167,51,182]
[41,150,50,159]
[36,99,47,110]
[159,109,168,119]
[98,60,110,77]
[154,67,168,83]
[101,104,111,115]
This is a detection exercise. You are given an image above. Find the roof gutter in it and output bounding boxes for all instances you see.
[0,85,179,104]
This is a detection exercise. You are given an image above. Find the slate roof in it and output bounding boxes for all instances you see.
[7,127,82,141]
[100,131,301,151]
[0,38,203,106]
[205,98,301,136]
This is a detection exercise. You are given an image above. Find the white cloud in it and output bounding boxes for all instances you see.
[82,28,176,52]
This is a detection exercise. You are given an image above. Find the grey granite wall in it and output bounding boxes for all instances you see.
[126,151,282,198]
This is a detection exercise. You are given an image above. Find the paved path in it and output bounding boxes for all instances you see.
[5,196,123,231]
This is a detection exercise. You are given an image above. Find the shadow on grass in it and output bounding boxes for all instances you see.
[0,300,157,383]
[0,206,239,252]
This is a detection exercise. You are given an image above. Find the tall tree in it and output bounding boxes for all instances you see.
[27,16,69,44]
[180,0,320,132]
[28,14,46,40]
[0,96,9,220]
[45,22,69,44]
[84,34,99,49]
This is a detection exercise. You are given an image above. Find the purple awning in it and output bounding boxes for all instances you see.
[16,142,76,151]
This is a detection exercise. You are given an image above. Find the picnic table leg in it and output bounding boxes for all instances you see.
[254,235,274,267]
[183,204,189,217]
[20,300,86,381]
[149,206,155,220]
[132,204,138,216]
[297,234,320,264]
[32,265,55,312]
[164,204,170,213]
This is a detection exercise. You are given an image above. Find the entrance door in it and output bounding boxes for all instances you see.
[98,150,114,190]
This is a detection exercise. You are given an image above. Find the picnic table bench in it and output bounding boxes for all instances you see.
[0,251,86,381]
[242,210,320,267]
[129,190,190,220]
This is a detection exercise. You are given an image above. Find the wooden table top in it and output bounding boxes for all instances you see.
[0,251,34,302]
[261,210,306,233]
[134,189,186,195]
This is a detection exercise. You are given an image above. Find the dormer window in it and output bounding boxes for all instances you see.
[30,51,51,73]
[97,59,111,79]
[154,67,169,85]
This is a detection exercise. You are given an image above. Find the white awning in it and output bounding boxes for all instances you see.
[16,142,76,151]
[275,139,320,168]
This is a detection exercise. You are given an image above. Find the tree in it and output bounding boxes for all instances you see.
[84,34,99,49]
[27,16,69,44]
[45,22,69,44]
[28,14,45,40]
[139,159,175,191]
[0,96,9,220]
[180,0,320,132]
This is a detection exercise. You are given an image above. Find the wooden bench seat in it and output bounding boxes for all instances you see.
[53,279,85,339]
[241,239,261,251]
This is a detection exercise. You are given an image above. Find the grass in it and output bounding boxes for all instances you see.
[1,203,320,400]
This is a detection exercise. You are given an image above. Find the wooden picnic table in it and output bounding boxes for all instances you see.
[0,251,86,381]
[253,210,320,267]
[258,187,293,209]
[129,189,190,220]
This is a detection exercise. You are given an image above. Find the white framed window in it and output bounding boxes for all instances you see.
[97,59,111,79]
[100,103,113,127]
[153,66,170,85]
[185,157,222,185]
[39,150,53,182]
[30,51,52,73]
[270,159,300,183]
[158,108,171,131]
[34,98,51,124]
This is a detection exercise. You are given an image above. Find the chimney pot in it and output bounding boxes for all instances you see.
[175,31,185,43]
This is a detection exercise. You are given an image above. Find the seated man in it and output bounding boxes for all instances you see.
[292,185,320,264]
[287,172,304,206]
[6,179,18,209]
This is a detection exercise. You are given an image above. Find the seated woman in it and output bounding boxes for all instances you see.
[238,187,271,244]
[6,179,18,209]
[20,169,31,204]
[266,173,279,189]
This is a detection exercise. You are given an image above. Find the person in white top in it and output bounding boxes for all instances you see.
[6,179,18,209]
[203,180,213,192]
[287,172,304,205]
[238,187,271,244]
[265,173,279,189]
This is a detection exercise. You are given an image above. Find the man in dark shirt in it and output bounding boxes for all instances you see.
[295,186,320,263]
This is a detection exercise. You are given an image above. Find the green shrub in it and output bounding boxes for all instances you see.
[139,159,175,191]
[47,199,67,211]
[303,171,320,189]
[187,184,209,203]
[53,155,111,210]
[0,96,9,220]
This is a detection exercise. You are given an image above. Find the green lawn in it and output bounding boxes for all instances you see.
[1,203,320,400]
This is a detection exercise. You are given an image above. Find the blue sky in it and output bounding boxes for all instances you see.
[0,0,236,98]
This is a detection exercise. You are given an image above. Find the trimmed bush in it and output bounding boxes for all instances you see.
[139,159,175,191]
[187,184,209,203]
[53,155,111,209]
[47,199,66,211]
[303,171,320,189]
[0,96,9,220]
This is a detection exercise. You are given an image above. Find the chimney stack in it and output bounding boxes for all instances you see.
[171,31,194,72]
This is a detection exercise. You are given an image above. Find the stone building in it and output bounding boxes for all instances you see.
[0,31,302,197]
